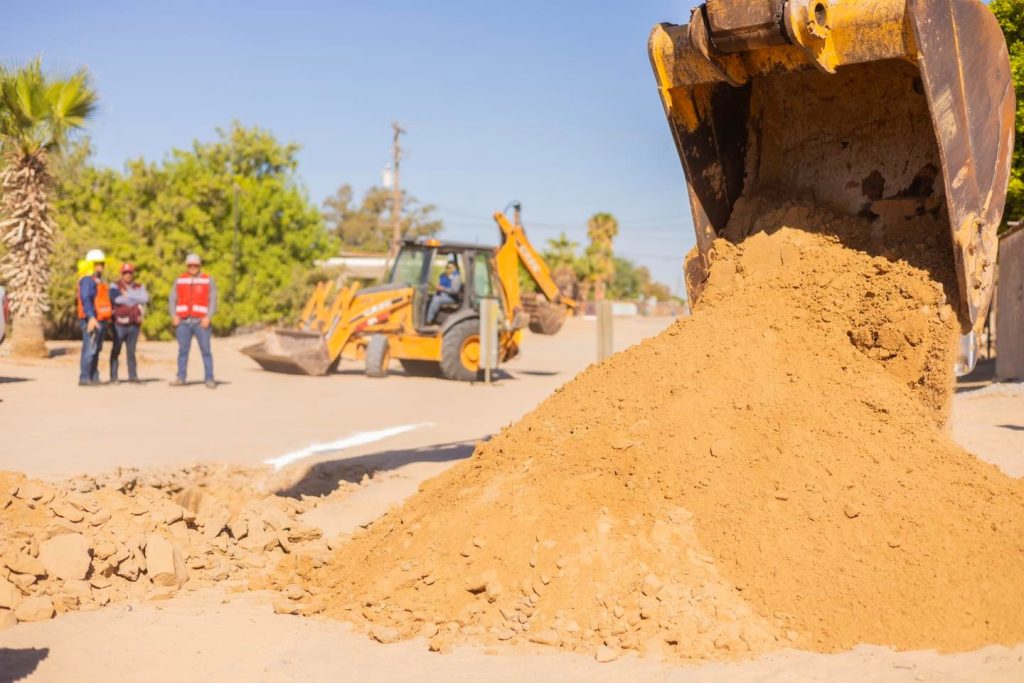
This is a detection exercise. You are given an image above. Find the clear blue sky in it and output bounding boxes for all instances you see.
[10,0,702,292]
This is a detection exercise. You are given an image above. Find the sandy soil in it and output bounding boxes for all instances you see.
[1,316,1022,682]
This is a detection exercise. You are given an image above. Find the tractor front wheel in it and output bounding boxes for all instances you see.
[440,319,481,382]
[365,334,391,378]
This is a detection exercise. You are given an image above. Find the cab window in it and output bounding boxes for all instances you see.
[473,253,495,298]
[390,248,428,285]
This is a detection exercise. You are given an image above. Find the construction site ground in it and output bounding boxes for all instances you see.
[0,316,1022,682]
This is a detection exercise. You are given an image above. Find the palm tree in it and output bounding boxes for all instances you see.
[0,59,97,357]
[584,212,619,301]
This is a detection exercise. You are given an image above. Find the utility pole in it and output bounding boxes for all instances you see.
[388,122,405,266]
[231,183,240,305]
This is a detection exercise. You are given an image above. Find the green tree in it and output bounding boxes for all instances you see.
[609,256,644,300]
[608,257,672,301]
[0,59,97,356]
[517,232,582,295]
[992,0,1024,227]
[583,212,618,300]
[53,123,336,338]
[323,184,442,252]
[543,232,581,272]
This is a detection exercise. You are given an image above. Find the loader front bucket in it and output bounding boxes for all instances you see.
[240,329,334,376]
[650,0,1015,334]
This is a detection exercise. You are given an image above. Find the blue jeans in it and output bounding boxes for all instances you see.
[110,323,140,381]
[427,293,457,324]
[175,319,214,382]
[79,320,107,383]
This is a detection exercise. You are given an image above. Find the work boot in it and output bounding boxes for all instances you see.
[78,379,99,387]
[169,378,185,387]
[205,380,217,389]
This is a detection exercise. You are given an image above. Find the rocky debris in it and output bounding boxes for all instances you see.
[271,581,325,617]
[0,577,20,609]
[14,596,54,622]
[145,534,187,588]
[38,533,91,581]
[14,481,54,506]
[0,462,364,627]
[371,624,401,644]
[0,609,17,630]
[4,553,46,577]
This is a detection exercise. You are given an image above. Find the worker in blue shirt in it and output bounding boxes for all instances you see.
[76,249,112,386]
[427,261,462,324]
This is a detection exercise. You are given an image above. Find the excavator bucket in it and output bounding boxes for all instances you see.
[650,0,1015,334]
[240,281,365,376]
[240,329,334,376]
[522,295,569,335]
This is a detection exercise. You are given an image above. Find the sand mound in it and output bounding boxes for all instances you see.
[282,200,1024,661]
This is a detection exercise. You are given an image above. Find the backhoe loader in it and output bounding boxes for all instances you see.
[241,210,576,381]
[650,0,1014,372]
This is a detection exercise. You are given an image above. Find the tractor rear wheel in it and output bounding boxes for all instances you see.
[440,319,481,382]
[365,334,391,378]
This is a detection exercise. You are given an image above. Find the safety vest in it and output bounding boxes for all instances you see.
[175,273,211,318]
[77,277,112,321]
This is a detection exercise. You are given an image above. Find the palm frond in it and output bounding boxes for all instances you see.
[46,69,98,147]
[0,58,98,158]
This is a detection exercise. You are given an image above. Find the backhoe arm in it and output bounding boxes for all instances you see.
[493,212,577,309]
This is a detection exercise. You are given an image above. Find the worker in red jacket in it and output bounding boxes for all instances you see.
[109,262,149,383]
[168,253,217,388]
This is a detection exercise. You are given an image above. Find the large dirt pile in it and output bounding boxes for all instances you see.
[281,199,1024,661]
[0,464,358,627]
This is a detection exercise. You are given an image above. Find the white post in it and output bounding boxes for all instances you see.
[597,300,614,361]
[479,298,499,383]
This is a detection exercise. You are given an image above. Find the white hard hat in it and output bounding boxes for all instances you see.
[85,249,106,262]
[185,253,202,265]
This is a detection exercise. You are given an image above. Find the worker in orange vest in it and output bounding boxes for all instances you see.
[168,253,217,388]
[77,249,112,386]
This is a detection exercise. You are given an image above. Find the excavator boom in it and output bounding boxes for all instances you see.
[650,0,1014,335]
[494,211,577,335]
[494,212,577,310]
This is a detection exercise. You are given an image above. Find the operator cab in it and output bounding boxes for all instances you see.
[388,239,503,333]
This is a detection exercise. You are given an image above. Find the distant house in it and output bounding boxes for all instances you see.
[316,251,388,283]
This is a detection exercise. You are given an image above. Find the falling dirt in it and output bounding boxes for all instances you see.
[279,197,1024,661]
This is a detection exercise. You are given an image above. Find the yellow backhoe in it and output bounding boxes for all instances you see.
[650,0,1014,370]
[241,209,576,381]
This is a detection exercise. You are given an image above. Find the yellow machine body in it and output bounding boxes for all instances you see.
[242,211,575,380]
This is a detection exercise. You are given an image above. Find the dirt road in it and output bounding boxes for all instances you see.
[1,316,1022,681]
[0,318,670,480]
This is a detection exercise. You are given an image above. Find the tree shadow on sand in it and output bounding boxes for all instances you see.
[274,440,477,499]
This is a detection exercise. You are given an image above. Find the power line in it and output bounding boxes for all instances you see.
[437,206,689,229]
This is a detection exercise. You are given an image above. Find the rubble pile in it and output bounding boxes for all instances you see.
[0,465,360,627]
